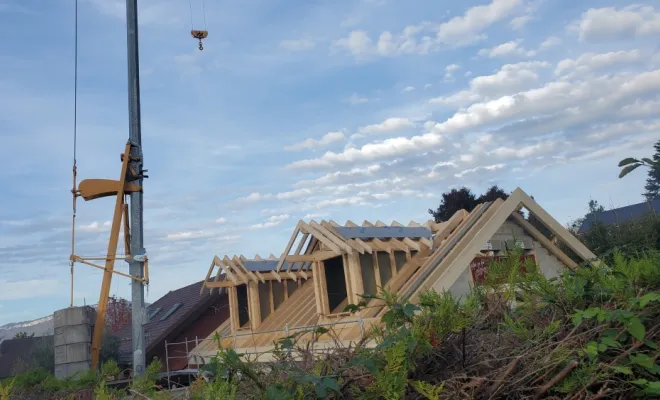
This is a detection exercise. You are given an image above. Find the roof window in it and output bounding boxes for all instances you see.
[159,303,183,321]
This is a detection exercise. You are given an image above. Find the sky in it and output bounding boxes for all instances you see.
[0,0,659,325]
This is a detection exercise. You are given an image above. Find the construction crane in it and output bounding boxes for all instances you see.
[69,0,149,375]
[68,0,209,374]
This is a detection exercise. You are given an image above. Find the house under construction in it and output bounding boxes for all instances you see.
[189,187,598,363]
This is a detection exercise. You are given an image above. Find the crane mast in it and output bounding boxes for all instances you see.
[125,0,147,376]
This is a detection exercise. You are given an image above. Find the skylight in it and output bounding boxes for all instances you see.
[147,307,161,321]
[159,303,183,321]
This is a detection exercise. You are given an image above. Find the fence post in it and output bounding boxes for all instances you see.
[164,340,171,390]
[233,329,237,348]
[285,323,289,337]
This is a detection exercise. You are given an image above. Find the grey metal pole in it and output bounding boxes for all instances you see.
[125,0,147,377]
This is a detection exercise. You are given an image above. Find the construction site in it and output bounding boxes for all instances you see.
[2,0,660,399]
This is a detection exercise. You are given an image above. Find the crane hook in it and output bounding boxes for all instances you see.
[191,30,208,51]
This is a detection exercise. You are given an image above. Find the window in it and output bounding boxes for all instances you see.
[159,303,183,321]
[147,307,161,321]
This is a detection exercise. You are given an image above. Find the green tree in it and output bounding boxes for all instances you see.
[13,332,35,339]
[428,187,477,223]
[428,185,511,223]
[643,140,660,201]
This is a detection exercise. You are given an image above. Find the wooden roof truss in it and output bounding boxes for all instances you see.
[275,219,441,272]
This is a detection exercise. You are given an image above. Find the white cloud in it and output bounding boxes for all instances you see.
[509,15,531,30]
[454,163,506,178]
[250,214,291,229]
[431,61,549,106]
[280,38,316,51]
[429,69,660,135]
[357,117,415,135]
[333,0,523,59]
[303,213,328,220]
[285,131,346,151]
[402,86,415,92]
[435,0,523,45]
[555,50,644,78]
[287,132,443,169]
[215,217,227,224]
[444,64,461,81]
[345,93,369,104]
[424,83,432,89]
[575,6,660,42]
[237,192,271,203]
[478,39,536,58]
[78,221,111,232]
[540,36,562,49]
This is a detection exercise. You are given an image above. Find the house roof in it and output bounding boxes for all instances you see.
[577,198,660,234]
[0,336,54,378]
[114,279,225,363]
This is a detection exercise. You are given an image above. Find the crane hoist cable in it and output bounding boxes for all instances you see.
[189,0,208,50]
[70,0,79,308]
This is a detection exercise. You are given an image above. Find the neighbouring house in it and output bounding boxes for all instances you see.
[577,198,660,235]
[114,279,228,374]
[190,187,599,363]
[0,335,54,379]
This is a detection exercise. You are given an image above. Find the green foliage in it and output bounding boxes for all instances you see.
[0,378,14,400]
[101,359,121,380]
[410,380,444,400]
[428,185,509,223]
[13,332,35,339]
[130,358,163,395]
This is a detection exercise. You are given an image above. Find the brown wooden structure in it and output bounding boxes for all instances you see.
[190,187,598,362]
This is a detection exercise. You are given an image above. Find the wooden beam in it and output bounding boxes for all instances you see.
[373,252,382,290]
[254,270,266,283]
[320,220,364,254]
[277,223,302,271]
[388,238,409,252]
[353,238,373,253]
[90,142,132,372]
[372,238,392,253]
[390,220,403,227]
[433,209,468,248]
[285,250,339,262]
[402,237,421,251]
[509,212,578,270]
[310,220,354,253]
[300,222,344,254]
[513,188,599,265]
[200,258,215,295]
[345,220,358,227]
[270,271,282,282]
[233,256,259,283]
[419,237,433,248]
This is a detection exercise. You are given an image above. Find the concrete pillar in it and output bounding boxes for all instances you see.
[53,306,96,379]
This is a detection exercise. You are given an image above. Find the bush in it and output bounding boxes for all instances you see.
[194,250,660,399]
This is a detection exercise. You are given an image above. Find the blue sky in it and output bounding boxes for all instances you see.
[0,0,659,325]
